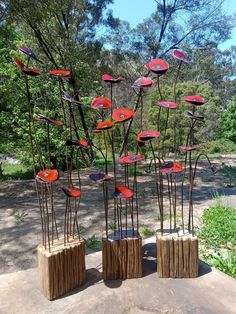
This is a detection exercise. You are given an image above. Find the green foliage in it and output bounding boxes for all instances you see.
[202,139,236,154]
[204,251,236,279]
[85,235,101,250]
[221,166,236,187]
[140,226,156,238]
[2,163,34,180]
[222,98,236,143]
[199,201,236,249]
[14,210,28,223]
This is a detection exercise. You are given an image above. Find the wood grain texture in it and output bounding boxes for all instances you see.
[38,237,86,300]
[102,235,142,280]
[157,233,198,278]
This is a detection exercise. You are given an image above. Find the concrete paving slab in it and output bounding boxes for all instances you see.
[1,239,236,314]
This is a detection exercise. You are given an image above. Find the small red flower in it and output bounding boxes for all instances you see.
[184,95,205,106]
[146,58,169,75]
[159,101,179,109]
[48,69,71,78]
[36,169,59,183]
[136,130,160,142]
[179,145,200,152]
[114,186,134,198]
[95,121,114,131]
[160,162,183,174]
[35,114,63,126]
[117,154,145,164]
[102,74,125,83]
[61,186,81,198]
[112,108,135,123]
[171,50,190,64]
[91,97,112,110]
[132,77,153,88]
[14,58,40,76]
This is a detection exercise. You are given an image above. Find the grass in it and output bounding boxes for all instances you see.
[220,165,236,187]
[1,163,34,180]
[14,210,28,222]
[85,235,101,250]
[140,226,156,237]
[199,198,236,278]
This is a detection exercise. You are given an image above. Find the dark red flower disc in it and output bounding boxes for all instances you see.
[36,169,59,183]
[65,139,89,148]
[160,162,183,174]
[48,69,71,78]
[89,173,112,182]
[95,121,114,131]
[112,108,135,123]
[35,114,63,126]
[14,58,40,76]
[136,130,160,142]
[184,95,205,106]
[19,46,41,63]
[179,145,200,152]
[171,50,190,64]
[61,186,81,198]
[114,186,134,198]
[159,101,179,109]
[102,74,125,83]
[117,154,145,164]
[91,97,112,110]
[146,58,169,75]
[132,77,153,88]
[62,92,83,105]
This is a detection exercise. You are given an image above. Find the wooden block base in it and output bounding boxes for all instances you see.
[38,237,86,300]
[102,231,142,280]
[157,232,199,278]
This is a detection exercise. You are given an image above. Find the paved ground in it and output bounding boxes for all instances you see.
[1,238,236,314]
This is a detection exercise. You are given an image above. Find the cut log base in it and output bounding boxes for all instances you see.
[38,237,86,300]
[157,232,199,278]
[102,231,142,280]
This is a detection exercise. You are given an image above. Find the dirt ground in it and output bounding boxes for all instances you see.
[1,156,236,275]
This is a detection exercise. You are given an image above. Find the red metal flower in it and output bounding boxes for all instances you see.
[136,130,160,142]
[91,97,112,110]
[160,162,183,174]
[184,95,205,106]
[179,145,200,152]
[132,77,153,88]
[48,70,71,78]
[146,58,169,75]
[159,101,179,109]
[102,74,125,83]
[65,139,89,148]
[36,169,59,183]
[114,186,134,198]
[19,46,42,63]
[95,121,114,131]
[171,50,190,64]
[112,108,135,123]
[61,186,81,198]
[14,58,40,76]
[62,92,83,105]
[35,114,63,126]
[89,173,112,182]
[117,154,145,164]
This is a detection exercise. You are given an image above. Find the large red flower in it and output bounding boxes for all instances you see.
[35,114,63,126]
[146,58,169,75]
[102,74,125,83]
[14,58,40,76]
[171,50,189,64]
[136,130,160,142]
[132,77,153,88]
[184,95,205,106]
[112,108,135,123]
[48,70,71,78]
[160,162,183,174]
[95,121,114,131]
[91,97,112,110]
[114,186,134,198]
[117,154,145,164]
[36,169,59,183]
[159,101,179,109]
[61,186,81,198]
